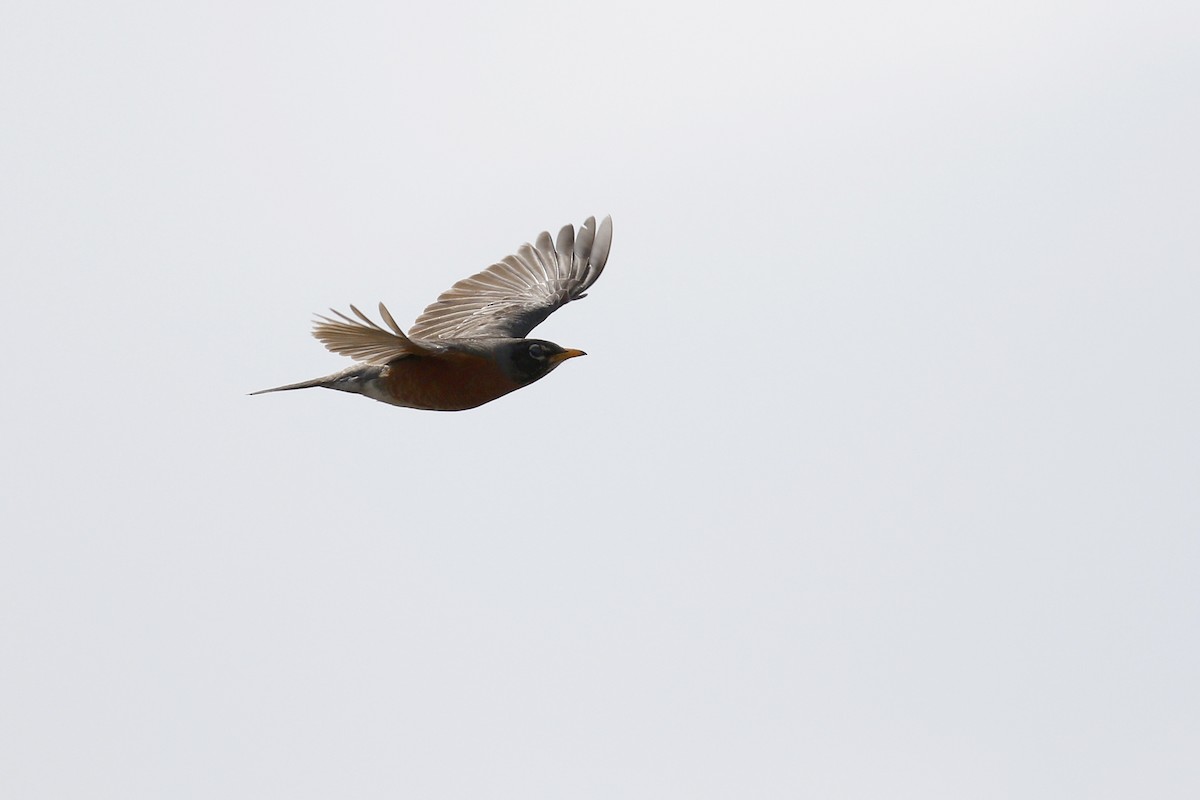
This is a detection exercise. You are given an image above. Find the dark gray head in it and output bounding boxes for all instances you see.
[501,339,587,385]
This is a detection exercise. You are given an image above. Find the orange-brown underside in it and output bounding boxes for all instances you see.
[384,351,520,411]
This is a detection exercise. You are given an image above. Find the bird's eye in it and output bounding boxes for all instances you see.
[528,344,546,360]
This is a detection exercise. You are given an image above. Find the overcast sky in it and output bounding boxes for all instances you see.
[2,1,1197,798]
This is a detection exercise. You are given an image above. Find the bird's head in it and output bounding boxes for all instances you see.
[502,339,587,385]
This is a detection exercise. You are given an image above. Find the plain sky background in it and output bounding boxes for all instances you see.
[2,1,1197,797]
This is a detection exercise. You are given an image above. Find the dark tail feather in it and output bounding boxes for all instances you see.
[249,365,381,397]
[248,376,339,395]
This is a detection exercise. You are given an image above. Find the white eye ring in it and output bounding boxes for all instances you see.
[528,344,546,359]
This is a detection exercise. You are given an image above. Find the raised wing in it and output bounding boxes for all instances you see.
[312,303,438,364]
[407,215,612,341]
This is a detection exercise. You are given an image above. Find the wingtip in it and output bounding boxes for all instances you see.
[589,214,613,272]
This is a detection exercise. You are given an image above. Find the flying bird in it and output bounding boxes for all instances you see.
[252,215,612,411]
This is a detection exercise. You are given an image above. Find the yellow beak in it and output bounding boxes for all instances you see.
[548,348,587,364]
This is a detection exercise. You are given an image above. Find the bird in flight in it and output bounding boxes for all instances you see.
[252,215,612,411]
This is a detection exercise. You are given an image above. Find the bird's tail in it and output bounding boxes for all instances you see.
[249,365,383,396]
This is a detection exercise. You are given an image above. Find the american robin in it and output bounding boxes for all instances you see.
[252,215,612,411]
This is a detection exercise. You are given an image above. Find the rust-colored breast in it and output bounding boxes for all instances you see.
[384,351,520,411]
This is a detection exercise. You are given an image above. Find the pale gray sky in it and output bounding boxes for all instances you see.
[2,1,1198,797]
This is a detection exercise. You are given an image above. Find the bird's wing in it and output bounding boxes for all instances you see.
[407,215,612,340]
[312,303,440,364]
